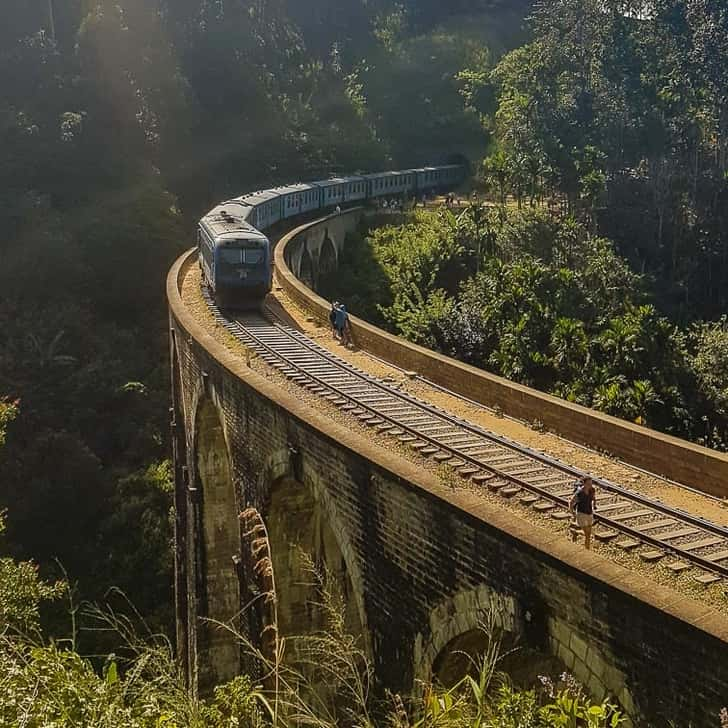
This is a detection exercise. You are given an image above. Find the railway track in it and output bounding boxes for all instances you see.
[203,289,728,584]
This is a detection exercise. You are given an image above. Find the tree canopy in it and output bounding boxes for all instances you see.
[324,205,728,448]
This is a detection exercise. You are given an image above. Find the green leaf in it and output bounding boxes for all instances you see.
[105,660,118,686]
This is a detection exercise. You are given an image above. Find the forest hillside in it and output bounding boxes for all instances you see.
[1,0,727,725]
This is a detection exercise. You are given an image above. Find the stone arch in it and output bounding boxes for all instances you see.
[318,230,337,278]
[299,244,315,289]
[547,616,635,721]
[433,628,496,688]
[415,590,635,719]
[413,585,521,687]
[265,473,365,644]
[194,396,241,689]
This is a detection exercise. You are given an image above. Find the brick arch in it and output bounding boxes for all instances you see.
[299,243,315,289]
[318,231,337,278]
[261,463,369,655]
[193,395,241,690]
[547,616,635,721]
[413,584,521,686]
[414,587,634,719]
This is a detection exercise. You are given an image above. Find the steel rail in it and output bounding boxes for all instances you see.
[203,290,728,579]
[264,311,728,540]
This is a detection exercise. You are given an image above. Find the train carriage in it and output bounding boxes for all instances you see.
[313,178,347,208]
[341,176,367,203]
[198,162,465,308]
[416,167,439,193]
[366,170,417,199]
[278,183,319,220]
[236,189,282,230]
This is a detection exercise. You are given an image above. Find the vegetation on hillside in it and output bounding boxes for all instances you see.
[0,1,528,643]
[2,0,728,721]
[321,0,728,451]
[321,205,728,448]
[479,0,728,321]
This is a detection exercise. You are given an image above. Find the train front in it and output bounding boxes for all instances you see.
[214,232,272,308]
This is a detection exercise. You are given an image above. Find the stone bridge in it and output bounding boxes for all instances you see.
[282,209,363,289]
[168,209,728,727]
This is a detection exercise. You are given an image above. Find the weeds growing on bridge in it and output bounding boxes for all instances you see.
[0,504,708,728]
[207,507,628,728]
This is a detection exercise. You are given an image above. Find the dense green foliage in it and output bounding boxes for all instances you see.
[3,0,728,721]
[480,0,728,321]
[323,206,728,447]
[322,0,728,450]
[0,0,529,642]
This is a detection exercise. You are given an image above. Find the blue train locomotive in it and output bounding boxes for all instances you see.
[197,203,272,307]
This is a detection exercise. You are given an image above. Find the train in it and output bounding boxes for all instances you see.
[197,163,465,307]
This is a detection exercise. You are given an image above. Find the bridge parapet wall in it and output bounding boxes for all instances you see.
[169,249,728,726]
[275,212,728,498]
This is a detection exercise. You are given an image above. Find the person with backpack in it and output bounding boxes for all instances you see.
[329,301,339,340]
[569,476,597,550]
[334,303,351,346]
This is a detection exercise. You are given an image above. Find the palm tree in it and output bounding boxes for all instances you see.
[482,151,509,213]
[629,379,662,426]
[592,377,627,417]
[550,317,588,376]
[597,316,642,373]
[26,330,77,371]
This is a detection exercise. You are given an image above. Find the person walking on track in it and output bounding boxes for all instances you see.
[569,476,597,550]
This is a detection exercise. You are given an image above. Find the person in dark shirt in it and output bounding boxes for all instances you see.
[569,476,597,550]
[334,303,351,347]
[329,301,339,340]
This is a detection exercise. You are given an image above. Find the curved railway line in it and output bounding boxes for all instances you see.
[203,288,728,585]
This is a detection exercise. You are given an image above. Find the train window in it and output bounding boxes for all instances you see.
[219,248,243,265]
[219,246,264,266]
[242,247,264,265]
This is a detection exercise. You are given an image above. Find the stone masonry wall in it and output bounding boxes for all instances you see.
[169,251,728,727]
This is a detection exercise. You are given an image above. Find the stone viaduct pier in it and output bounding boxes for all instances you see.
[168,207,728,727]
